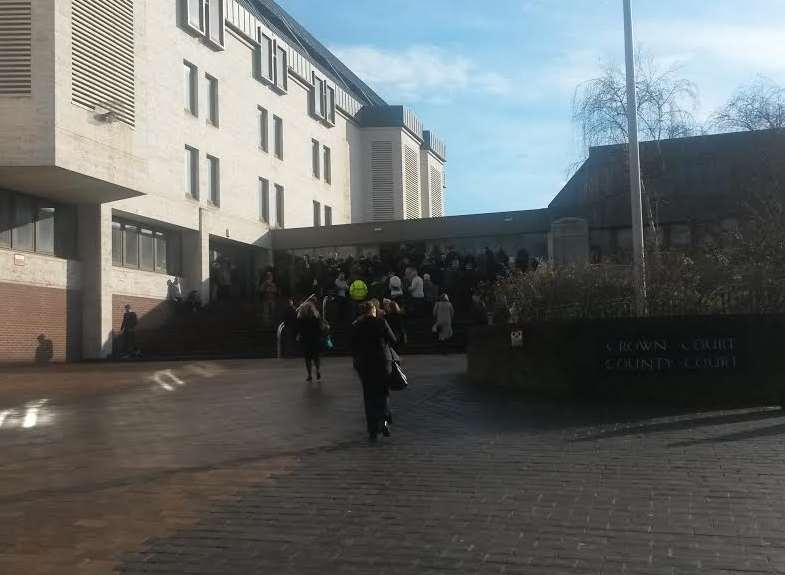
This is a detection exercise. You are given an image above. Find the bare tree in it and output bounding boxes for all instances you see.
[711,77,785,132]
[572,52,699,151]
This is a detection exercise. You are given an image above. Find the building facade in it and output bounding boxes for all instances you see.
[0,0,446,362]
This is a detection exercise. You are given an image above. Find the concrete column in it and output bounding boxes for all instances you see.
[79,204,113,359]
[182,208,210,304]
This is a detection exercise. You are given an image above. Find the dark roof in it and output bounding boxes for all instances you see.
[272,209,551,250]
[248,0,387,107]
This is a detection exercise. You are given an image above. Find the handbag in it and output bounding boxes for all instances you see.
[324,335,334,351]
[388,361,408,391]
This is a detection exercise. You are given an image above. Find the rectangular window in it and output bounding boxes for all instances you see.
[275,45,287,91]
[0,191,11,248]
[274,115,284,160]
[185,146,199,199]
[184,61,198,115]
[207,155,220,206]
[312,74,325,118]
[155,232,168,274]
[35,205,55,255]
[258,106,269,152]
[205,0,224,47]
[324,205,332,226]
[112,221,123,266]
[313,201,321,227]
[312,140,320,178]
[186,0,205,33]
[326,86,336,125]
[124,224,139,268]
[139,228,155,271]
[323,146,331,184]
[206,74,219,126]
[275,184,285,228]
[259,178,270,223]
[12,195,34,252]
[258,32,273,82]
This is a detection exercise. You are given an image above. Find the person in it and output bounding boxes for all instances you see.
[334,272,348,321]
[283,298,298,358]
[433,294,455,351]
[349,277,368,302]
[470,293,489,325]
[388,272,403,302]
[120,304,139,358]
[423,273,439,306]
[167,277,183,303]
[407,267,425,315]
[352,301,397,442]
[259,271,278,325]
[384,299,407,351]
[296,301,325,382]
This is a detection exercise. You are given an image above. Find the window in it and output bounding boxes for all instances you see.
[311,73,336,125]
[259,178,270,223]
[0,191,75,257]
[124,224,139,268]
[112,219,180,275]
[275,184,285,228]
[313,201,321,227]
[312,140,320,178]
[0,191,12,248]
[139,228,155,271]
[258,31,274,83]
[36,205,55,255]
[324,205,332,226]
[206,74,219,126]
[258,106,269,152]
[274,115,284,160]
[274,45,288,92]
[185,146,199,199]
[207,155,220,206]
[323,146,331,184]
[185,0,205,33]
[205,0,224,48]
[184,61,198,116]
[12,195,34,252]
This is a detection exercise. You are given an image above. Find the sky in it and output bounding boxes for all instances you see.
[278,0,785,216]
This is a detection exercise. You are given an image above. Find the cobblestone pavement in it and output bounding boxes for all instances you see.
[2,357,785,574]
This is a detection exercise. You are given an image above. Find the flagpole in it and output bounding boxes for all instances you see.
[623,0,647,315]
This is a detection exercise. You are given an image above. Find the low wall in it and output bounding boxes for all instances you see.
[468,315,785,406]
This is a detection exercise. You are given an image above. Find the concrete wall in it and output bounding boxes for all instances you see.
[0,0,56,166]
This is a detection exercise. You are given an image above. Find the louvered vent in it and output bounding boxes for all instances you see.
[370,141,394,221]
[404,146,420,219]
[430,166,443,217]
[72,0,135,126]
[0,0,32,96]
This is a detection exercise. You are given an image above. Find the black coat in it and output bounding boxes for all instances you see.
[297,316,323,355]
[351,317,397,375]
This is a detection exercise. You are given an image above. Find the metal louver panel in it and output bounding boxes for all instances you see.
[0,0,32,96]
[404,146,420,219]
[370,141,394,222]
[72,0,135,127]
[430,166,443,217]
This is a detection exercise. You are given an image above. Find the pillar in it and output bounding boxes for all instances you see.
[79,204,113,359]
[182,207,210,304]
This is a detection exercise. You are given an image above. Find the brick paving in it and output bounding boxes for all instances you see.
[1,357,785,573]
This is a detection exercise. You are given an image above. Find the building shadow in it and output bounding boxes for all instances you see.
[34,334,54,364]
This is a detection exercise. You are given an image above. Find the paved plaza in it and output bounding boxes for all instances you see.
[1,357,785,574]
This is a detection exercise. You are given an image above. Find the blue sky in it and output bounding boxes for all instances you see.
[279,0,785,215]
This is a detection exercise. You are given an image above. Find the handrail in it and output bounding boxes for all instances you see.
[276,321,286,359]
[322,296,331,323]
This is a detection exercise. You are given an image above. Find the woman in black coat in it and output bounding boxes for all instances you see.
[352,301,397,442]
[296,301,324,382]
[383,299,407,352]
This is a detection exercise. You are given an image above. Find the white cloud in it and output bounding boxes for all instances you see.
[330,44,512,104]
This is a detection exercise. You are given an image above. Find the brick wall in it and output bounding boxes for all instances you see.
[0,282,81,363]
[112,295,173,334]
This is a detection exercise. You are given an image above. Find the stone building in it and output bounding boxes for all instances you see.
[0,0,446,362]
